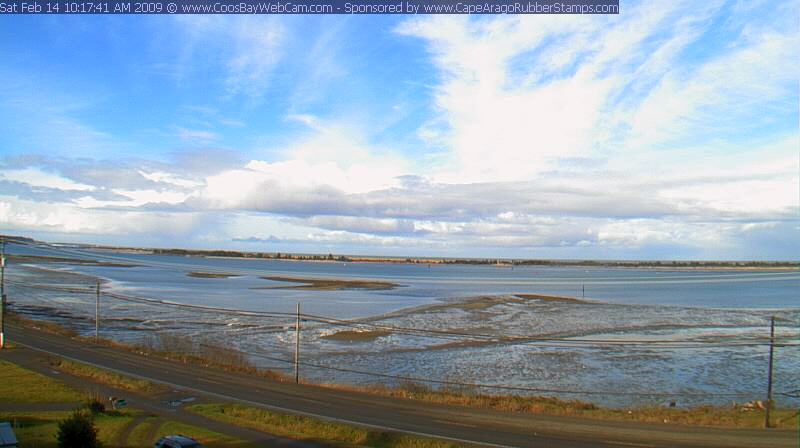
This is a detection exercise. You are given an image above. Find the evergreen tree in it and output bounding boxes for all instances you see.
[57,410,101,448]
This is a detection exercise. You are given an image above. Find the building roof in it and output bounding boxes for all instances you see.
[0,423,18,447]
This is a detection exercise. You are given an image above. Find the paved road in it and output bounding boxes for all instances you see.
[5,323,796,448]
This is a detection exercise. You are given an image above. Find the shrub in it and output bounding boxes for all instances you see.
[56,410,101,448]
[85,397,106,414]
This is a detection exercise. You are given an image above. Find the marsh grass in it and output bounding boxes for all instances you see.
[51,359,165,395]
[188,403,459,448]
[323,382,799,429]
[10,312,286,381]
[137,332,288,381]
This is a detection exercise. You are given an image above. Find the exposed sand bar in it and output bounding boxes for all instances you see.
[255,276,399,291]
[515,294,593,304]
[321,329,392,342]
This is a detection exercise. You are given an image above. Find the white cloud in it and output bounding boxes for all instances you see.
[627,30,799,149]
[225,18,285,98]
[74,189,190,209]
[2,4,798,259]
[0,197,198,236]
[0,168,96,192]
[175,127,221,144]
[174,16,286,99]
[139,170,204,189]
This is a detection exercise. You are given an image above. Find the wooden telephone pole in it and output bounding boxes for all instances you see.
[294,302,301,383]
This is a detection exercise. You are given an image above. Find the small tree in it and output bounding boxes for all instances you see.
[56,410,101,448]
[85,396,106,415]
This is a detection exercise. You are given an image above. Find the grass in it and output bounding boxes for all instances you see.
[0,411,70,448]
[50,359,165,395]
[0,409,255,448]
[0,359,84,403]
[154,421,253,447]
[136,332,288,382]
[95,412,138,445]
[10,312,285,383]
[7,313,77,337]
[0,357,251,448]
[326,382,800,429]
[257,275,399,290]
[0,411,136,448]
[188,403,460,448]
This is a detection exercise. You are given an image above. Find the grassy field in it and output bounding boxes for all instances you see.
[0,359,84,403]
[0,358,251,448]
[50,359,165,395]
[188,403,459,448]
[0,409,250,448]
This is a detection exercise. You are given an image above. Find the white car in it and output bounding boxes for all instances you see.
[154,435,204,448]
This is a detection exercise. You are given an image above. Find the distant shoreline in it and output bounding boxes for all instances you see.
[5,235,797,270]
[143,248,800,270]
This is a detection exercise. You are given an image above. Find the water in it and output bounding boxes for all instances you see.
[5,243,799,408]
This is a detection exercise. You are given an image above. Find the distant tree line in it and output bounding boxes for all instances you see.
[148,248,797,267]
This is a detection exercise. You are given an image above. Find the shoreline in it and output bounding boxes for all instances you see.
[15,239,793,270]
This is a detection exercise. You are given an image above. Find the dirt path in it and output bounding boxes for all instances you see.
[140,417,165,446]
[111,414,148,447]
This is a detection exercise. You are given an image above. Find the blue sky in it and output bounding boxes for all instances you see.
[0,2,798,260]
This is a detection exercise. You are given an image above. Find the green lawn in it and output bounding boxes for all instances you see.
[0,358,250,448]
[0,359,84,403]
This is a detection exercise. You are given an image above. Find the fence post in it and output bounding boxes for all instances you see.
[294,302,300,383]
[764,316,775,428]
[0,239,5,350]
[0,293,5,350]
[95,281,100,343]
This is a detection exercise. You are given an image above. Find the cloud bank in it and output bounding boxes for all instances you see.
[0,4,797,259]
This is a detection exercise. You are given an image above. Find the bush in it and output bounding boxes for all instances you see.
[56,410,102,448]
[85,397,106,414]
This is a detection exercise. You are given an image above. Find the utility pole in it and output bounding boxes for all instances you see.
[294,302,300,383]
[764,316,775,428]
[95,280,100,343]
[1,237,5,350]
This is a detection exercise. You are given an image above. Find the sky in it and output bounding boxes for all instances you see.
[0,1,798,260]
